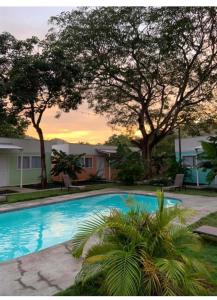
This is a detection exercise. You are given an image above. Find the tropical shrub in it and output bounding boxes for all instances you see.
[148,177,170,186]
[51,149,84,179]
[166,156,189,181]
[110,143,144,185]
[71,192,211,296]
[199,136,217,184]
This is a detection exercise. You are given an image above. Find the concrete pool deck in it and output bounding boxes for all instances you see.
[0,188,217,296]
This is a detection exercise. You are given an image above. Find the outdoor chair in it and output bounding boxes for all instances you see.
[62,174,86,191]
[163,174,185,191]
[193,225,217,240]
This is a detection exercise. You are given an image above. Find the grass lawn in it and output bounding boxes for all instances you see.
[5,183,217,204]
[6,183,115,203]
[189,211,217,295]
[57,211,217,296]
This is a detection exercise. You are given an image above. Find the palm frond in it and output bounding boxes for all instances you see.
[72,213,107,258]
[169,225,201,253]
[104,250,141,295]
[75,261,104,284]
[85,242,118,259]
[155,258,186,283]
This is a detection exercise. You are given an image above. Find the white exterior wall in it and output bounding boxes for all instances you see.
[52,143,138,155]
[175,136,210,153]
[52,143,70,154]
[0,137,52,153]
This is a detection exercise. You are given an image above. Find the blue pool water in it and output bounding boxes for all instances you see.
[0,193,180,262]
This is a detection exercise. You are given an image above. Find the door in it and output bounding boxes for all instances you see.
[0,154,9,187]
[96,156,105,178]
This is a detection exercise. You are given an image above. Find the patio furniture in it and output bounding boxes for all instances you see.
[62,174,86,191]
[163,174,185,191]
[193,225,217,239]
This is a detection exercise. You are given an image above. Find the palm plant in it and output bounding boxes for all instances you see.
[71,192,211,296]
[51,149,84,179]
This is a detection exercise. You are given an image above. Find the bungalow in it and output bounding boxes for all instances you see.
[0,137,52,187]
[0,137,138,187]
[52,143,139,182]
[175,135,216,186]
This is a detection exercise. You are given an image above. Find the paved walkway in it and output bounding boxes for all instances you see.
[0,188,216,296]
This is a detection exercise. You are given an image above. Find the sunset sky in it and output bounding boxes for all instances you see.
[0,7,116,144]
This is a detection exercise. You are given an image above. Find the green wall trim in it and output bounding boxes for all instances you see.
[175,151,209,185]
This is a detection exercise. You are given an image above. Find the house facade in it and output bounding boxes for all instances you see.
[0,137,139,187]
[52,143,139,182]
[0,137,52,187]
[175,135,216,186]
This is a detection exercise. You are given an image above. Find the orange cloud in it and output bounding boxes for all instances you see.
[26,104,114,144]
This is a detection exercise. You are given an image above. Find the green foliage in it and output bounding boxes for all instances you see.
[4,34,83,187]
[0,101,28,137]
[104,134,132,146]
[51,149,84,180]
[50,7,217,163]
[110,143,144,185]
[0,33,28,137]
[57,274,104,296]
[199,136,217,184]
[166,156,189,181]
[71,191,211,296]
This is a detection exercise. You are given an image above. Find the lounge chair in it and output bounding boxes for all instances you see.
[62,174,86,191]
[164,174,185,191]
[193,225,217,239]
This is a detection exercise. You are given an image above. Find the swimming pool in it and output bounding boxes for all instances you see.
[0,193,180,262]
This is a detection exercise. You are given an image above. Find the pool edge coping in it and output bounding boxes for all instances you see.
[0,188,182,214]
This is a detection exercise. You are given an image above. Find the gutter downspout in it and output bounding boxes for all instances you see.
[20,149,23,188]
[108,153,111,181]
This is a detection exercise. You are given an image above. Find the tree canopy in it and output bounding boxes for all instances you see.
[0,33,28,137]
[6,34,83,186]
[104,134,132,146]
[50,7,217,175]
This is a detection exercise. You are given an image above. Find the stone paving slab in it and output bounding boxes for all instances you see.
[0,241,82,296]
[0,188,217,296]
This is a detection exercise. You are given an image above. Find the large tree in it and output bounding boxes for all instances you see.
[8,35,82,187]
[0,33,28,137]
[104,133,132,146]
[50,7,217,175]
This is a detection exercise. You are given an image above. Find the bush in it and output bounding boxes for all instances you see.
[149,177,171,186]
[166,156,189,181]
[110,143,144,185]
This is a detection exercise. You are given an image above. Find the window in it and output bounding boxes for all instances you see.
[78,156,93,168]
[182,156,196,168]
[18,156,30,169]
[32,156,41,168]
[85,157,93,168]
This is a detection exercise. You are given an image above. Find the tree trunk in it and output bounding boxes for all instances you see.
[35,126,47,188]
[140,141,153,179]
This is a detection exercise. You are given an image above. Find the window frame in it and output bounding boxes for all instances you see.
[17,155,31,170]
[84,157,93,168]
[31,156,41,169]
[17,155,41,170]
[182,155,196,168]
